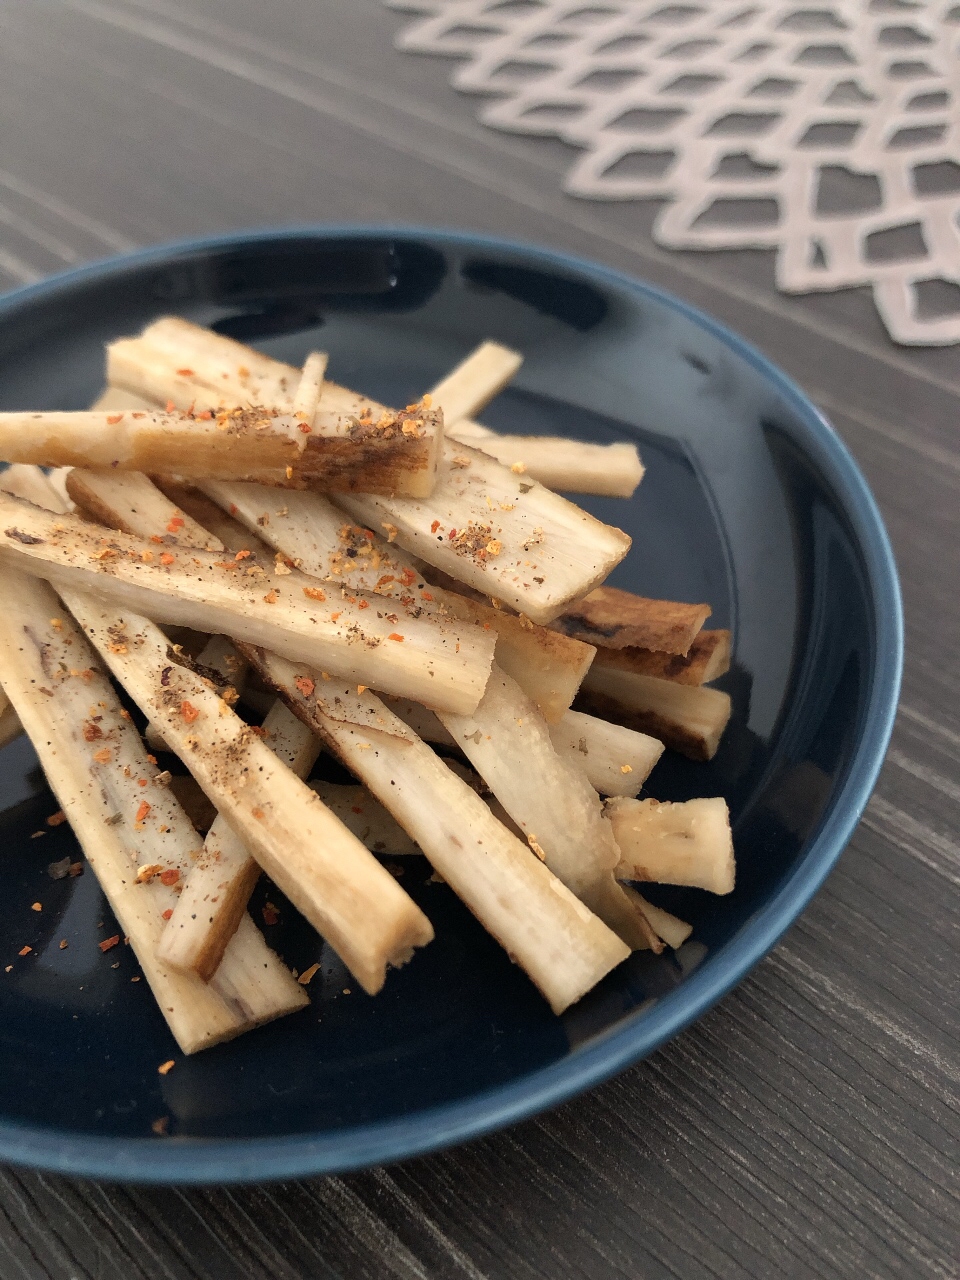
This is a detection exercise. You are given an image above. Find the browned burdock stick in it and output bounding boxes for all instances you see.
[554,586,711,654]
[578,665,732,762]
[591,629,731,686]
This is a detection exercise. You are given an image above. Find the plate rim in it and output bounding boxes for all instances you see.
[0,225,903,1183]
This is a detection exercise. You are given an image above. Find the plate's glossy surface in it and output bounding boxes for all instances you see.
[0,229,901,1183]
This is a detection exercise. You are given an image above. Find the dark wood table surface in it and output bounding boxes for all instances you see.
[0,2,956,1276]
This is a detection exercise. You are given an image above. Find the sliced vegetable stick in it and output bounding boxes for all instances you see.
[65,469,223,550]
[554,587,711,654]
[591,630,732,686]
[631,894,693,950]
[578,666,732,762]
[449,435,645,499]
[0,491,495,715]
[62,592,434,995]
[549,710,663,797]
[293,352,328,423]
[145,634,247,756]
[337,442,631,624]
[0,408,306,476]
[383,697,661,798]
[439,593,594,725]
[429,341,523,427]
[0,569,307,1052]
[430,343,644,498]
[200,479,594,723]
[606,796,735,895]
[113,319,443,498]
[309,782,422,856]
[199,480,425,597]
[245,648,631,1014]
[159,701,322,980]
[437,666,661,951]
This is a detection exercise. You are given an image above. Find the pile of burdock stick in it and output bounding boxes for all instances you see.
[0,318,734,1053]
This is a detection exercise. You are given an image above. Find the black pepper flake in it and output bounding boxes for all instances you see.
[4,528,43,545]
[160,666,172,686]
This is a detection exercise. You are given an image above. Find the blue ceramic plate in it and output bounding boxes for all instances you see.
[0,229,901,1183]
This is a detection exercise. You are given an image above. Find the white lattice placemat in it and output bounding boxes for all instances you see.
[386,0,960,345]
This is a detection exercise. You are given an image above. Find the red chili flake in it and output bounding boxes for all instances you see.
[82,722,103,742]
[262,589,279,604]
[330,611,341,622]
[252,807,265,820]
[135,801,151,823]
[358,599,369,610]
[157,1060,175,1076]
[388,633,405,642]
[294,675,315,698]
[422,591,434,602]
[229,504,238,515]
[399,567,417,586]
[93,748,112,763]
[161,908,173,921]
[46,811,67,827]
[106,413,124,425]
[448,529,457,540]
[376,575,395,588]
[298,422,312,434]
[159,868,179,886]
[430,520,441,534]
[351,805,363,815]
[303,586,326,602]
[176,368,194,377]
[180,701,200,724]
[17,946,31,957]
[146,754,157,765]
[165,400,176,413]
[234,550,251,561]
[99,935,120,953]
[68,862,83,877]
[166,516,184,533]
[159,552,175,566]
[262,902,280,926]
[196,409,213,420]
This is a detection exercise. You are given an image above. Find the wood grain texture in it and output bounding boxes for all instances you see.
[0,1,956,1276]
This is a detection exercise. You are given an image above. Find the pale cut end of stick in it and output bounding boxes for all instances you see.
[247,649,631,1014]
[448,435,645,499]
[66,469,224,551]
[554,587,711,654]
[579,666,732,762]
[607,796,735,895]
[64,594,434,995]
[429,341,523,426]
[550,710,664,797]
[337,442,631,625]
[310,782,423,857]
[90,385,158,413]
[0,409,306,476]
[0,490,496,715]
[592,630,732,686]
[0,568,307,1052]
[631,892,694,950]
